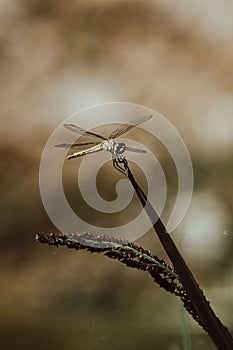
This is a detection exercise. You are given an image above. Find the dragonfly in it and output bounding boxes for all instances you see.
[55,114,153,173]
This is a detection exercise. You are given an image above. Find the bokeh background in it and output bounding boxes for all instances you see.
[0,1,232,349]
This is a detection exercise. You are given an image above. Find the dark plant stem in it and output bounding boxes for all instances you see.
[123,159,233,350]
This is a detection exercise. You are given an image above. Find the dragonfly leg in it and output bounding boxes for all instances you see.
[119,156,129,176]
[112,155,128,175]
[112,158,125,174]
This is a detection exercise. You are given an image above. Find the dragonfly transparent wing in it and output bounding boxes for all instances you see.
[108,114,153,139]
[126,146,147,153]
[64,124,107,140]
[55,142,99,150]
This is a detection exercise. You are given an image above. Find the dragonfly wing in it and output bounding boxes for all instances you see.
[55,142,99,150]
[108,114,153,139]
[126,146,147,153]
[64,124,107,140]
[67,144,104,159]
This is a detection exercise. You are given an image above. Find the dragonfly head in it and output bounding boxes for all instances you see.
[115,142,127,154]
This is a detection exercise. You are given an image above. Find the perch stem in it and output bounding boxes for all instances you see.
[122,158,233,350]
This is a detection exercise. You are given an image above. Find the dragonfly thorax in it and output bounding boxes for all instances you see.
[102,140,126,155]
[102,139,115,152]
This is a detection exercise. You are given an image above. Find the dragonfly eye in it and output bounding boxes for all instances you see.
[115,143,126,154]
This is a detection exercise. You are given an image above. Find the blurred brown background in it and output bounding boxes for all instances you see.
[0,1,232,349]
